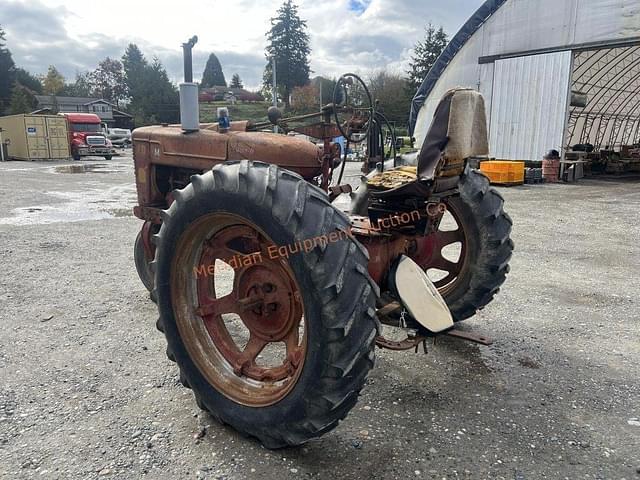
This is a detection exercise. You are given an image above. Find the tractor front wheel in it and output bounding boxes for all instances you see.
[154,161,379,448]
[134,227,155,292]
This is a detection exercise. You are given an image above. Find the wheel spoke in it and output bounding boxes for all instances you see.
[430,255,459,274]
[433,272,457,288]
[196,293,238,317]
[243,334,268,362]
[232,334,268,376]
[196,293,265,318]
[284,325,304,368]
[433,229,463,248]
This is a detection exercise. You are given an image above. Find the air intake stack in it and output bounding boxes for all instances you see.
[180,35,199,132]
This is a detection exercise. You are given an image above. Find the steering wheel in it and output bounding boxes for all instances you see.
[332,73,374,143]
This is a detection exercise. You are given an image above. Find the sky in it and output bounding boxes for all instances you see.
[0,0,484,90]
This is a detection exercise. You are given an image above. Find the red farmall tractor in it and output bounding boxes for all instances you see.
[132,40,513,448]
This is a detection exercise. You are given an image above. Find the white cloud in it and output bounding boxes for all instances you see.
[0,0,484,90]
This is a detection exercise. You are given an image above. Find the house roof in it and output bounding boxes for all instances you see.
[112,108,133,118]
[35,95,115,106]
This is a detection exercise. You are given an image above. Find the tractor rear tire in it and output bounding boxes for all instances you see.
[440,167,514,321]
[153,160,379,448]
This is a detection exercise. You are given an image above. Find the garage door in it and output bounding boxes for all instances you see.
[489,51,572,161]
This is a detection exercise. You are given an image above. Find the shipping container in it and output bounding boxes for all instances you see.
[0,114,70,160]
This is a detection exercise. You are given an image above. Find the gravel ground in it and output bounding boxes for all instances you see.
[0,153,638,480]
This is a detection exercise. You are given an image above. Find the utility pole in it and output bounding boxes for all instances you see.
[319,80,323,111]
[272,56,278,133]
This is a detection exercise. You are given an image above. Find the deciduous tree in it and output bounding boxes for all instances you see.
[60,72,92,97]
[89,57,126,105]
[263,0,311,108]
[312,76,336,106]
[368,70,413,127]
[290,84,318,114]
[42,65,65,95]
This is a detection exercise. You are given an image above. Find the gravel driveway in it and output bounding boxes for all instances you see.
[0,153,638,479]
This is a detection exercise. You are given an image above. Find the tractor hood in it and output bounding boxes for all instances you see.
[132,125,323,180]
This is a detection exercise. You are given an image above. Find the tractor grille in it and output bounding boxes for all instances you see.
[86,136,106,146]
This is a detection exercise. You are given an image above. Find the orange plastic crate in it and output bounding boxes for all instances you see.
[480,161,525,185]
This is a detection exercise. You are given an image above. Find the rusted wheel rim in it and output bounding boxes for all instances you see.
[411,202,468,295]
[171,214,306,407]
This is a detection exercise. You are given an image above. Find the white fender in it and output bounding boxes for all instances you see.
[393,255,454,333]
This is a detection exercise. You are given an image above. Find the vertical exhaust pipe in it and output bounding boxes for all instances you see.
[180,35,199,132]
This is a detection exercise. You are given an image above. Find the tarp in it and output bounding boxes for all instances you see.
[408,0,508,137]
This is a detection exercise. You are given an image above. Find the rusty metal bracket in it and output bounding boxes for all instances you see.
[375,334,427,351]
[375,327,493,352]
[133,205,163,224]
[328,184,352,202]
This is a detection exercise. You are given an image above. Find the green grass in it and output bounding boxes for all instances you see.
[200,102,271,124]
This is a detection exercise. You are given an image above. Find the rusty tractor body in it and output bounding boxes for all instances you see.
[132,68,513,448]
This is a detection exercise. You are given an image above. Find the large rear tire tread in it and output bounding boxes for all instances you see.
[154,160,380,448]
[445,167,514,321]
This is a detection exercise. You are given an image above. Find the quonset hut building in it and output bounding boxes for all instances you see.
[410,0,640,161]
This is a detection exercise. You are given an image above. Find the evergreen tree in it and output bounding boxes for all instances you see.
[201,53,226,88]
[42,65,65,95]
[122,43,147,96]
[0,26,16,114]
[8,84,37,114]
[230,73,243,89]
[263,0,311,107]
[145,57,180,124]
[122,44,179,125]
[14,68,42,94]
[406,24,448,93]
[123,44,149,124]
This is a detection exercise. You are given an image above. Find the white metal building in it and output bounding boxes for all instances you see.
[410,0,640,161]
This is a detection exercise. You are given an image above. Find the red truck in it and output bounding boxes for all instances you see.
[61,113,115,160]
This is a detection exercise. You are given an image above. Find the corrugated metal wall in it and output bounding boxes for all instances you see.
[489,51,572,161]
[413,0,640,152]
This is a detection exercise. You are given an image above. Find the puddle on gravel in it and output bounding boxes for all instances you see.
[54,163,123,174]
[0,184,136,225]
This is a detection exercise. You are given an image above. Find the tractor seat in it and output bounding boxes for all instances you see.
[367,88,489,198]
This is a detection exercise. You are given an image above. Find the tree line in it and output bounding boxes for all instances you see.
[262,0,448,132]
[0,27,181,125]
[1,1,448,130]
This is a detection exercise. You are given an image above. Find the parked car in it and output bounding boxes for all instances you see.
[102,125,132,147]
